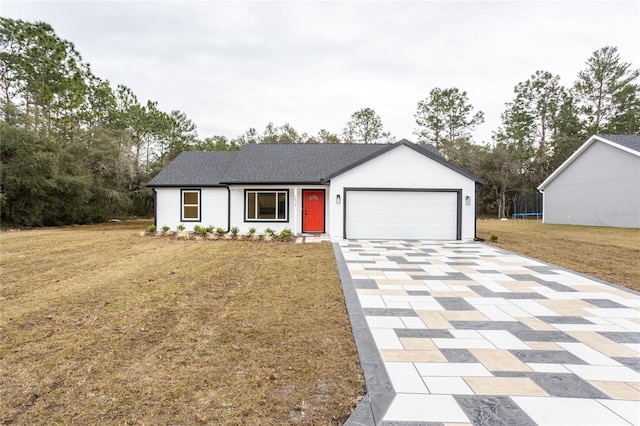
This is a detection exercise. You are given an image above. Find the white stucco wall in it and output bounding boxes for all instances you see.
[154,187,229,232]
[328,144,477,240]
[543,141,640,228]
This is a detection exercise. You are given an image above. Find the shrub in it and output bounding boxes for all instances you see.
[279,228,292,241]
[193,225,208,237]
[176,230,190,239]
[489,233,499,243]
[264,228,275,237]
[216,227,226,236]
[147,225,157,233]
[161,225,171,234]
[176,224,186,232]
[263,233,273,242]
[248,227,257,236]
[230,226,239,236]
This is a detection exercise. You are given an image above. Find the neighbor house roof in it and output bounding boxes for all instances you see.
[147,139,485,187]
[538,134,640,191]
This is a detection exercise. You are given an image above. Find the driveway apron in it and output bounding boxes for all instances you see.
[334,240,640,426]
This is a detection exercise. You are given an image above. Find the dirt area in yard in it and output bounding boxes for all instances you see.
[477,219,640,292]
[0,220,364,425]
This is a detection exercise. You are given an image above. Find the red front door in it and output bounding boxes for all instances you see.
[303,190,325,232]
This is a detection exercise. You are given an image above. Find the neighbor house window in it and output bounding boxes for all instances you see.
[181,189,200,221]
[245,190,288,221]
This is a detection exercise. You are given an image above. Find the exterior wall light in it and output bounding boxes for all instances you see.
[465,195,471,206]
[336,194,341,204]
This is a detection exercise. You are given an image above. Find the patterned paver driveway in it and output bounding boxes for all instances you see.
[333,240,640,426]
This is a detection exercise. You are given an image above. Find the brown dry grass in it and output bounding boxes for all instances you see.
[0,220,364,425]
[477,219,640,292]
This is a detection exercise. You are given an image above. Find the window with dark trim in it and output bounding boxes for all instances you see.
[181,189,200,221]
[245,190,288,221]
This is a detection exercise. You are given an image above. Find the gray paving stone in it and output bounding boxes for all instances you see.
[528,372,610,398]
[510,330,578,342]
[434,297,476,311]
[394,329,453,338]
[537,316,593,324]
[598,332,640,344]
[362,361,394,394]
[537,281,577,292]
[583,299,627,308]
[492,371,529,377]
[387,256,413,264]
[354,280,379,289]
[406,290,431,295]
[363,308,419,317]
[612,357,640,372]
[422,272,471,281]
[449,321,532,331]
[509,350,587,364]
[454,395,536,426]
[440,348,479,363]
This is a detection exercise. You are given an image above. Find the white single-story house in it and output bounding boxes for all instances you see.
[147,139,485,240]
[538,134,640,228]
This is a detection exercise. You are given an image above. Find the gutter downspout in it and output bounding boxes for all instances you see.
[226,186,231,232]
[152,188,157,227]
[474,182,484,242]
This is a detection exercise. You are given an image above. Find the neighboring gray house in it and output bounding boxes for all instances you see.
[538,134,640,228]
[147,139,486,240]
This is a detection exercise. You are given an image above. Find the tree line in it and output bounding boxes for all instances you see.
[1,17,639,226]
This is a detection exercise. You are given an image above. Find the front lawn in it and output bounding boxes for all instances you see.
[0,220,363,425]
[477,219,640,292]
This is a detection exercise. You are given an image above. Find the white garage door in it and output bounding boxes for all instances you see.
[345,190,458,240]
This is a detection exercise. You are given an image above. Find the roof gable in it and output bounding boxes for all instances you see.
[538,134,640,190]
[325,139,485,184]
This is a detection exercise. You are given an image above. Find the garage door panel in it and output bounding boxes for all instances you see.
[345,191,458,240]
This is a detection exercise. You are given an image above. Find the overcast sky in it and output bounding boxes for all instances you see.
[3,1,639,144]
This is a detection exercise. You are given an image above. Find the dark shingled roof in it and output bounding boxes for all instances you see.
[147,139,485,187]
[598,134,640,153]
[147,151,239,187]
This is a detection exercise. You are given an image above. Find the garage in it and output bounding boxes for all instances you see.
[344,189,460,240]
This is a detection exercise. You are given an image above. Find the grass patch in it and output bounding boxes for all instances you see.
[0,220,364,425]
[477,219,640,292]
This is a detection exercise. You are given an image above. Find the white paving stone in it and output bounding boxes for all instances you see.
[512,397,630,426]
[478,330,531,350]
[365,316,405,329]
[557,342,621,366]
[414,362,493,377]
[401,316,428,329]
[584,308,640,318]
[509,299,561,316]
[526,363,571,373]
[474,305,517,321]
[564,364,640,382]
[384,362,429,393]
[423,376,474,395]
[358,295,386,308]
[383,394,471,423]
[370,328,404,350]
[450,329,482,339]
[598,399,640,426]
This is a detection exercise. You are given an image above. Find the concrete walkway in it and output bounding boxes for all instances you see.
[333,240,640,426]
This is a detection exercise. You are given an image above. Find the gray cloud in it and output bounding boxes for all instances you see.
[3,1,639,143]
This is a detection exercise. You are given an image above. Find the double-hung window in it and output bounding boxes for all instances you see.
[245,190,288,221]
[181,189,200,221]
